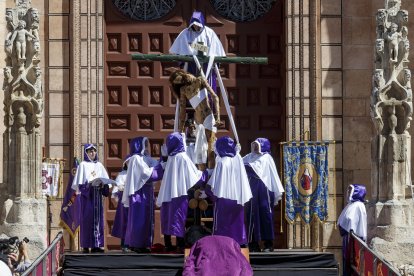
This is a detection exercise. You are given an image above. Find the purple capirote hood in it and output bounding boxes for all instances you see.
[189,10,205,28]
[254,138,271,154]
[349,184,366,202]
[129,137,147,156]
[216,136,236,157]
[166,132,185,156]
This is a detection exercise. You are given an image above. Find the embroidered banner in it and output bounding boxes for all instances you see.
[41,161,62,197]
[60,158,81,238]
[283,143,329,224]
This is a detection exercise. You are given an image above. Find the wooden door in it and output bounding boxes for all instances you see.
[104,0,285,250]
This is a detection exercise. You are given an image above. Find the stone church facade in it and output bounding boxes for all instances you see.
[0,0,413,269]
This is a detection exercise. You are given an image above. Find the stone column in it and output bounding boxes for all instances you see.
[369,0,414,270]
[0,0,46,257]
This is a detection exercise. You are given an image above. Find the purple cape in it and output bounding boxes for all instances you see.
[183,235,253,276]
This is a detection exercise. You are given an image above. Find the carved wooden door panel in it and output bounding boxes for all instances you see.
[104,0,285,250]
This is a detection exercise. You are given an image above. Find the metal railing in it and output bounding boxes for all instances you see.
[349,231,401,276]
[21,231,64,276]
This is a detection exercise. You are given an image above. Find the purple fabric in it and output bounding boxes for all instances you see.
[160,196,189,237]
[166,132,185,156]
[84,143,98,162]
[255,138,271,153]
[189,11,205,28]
[79,184,105,248]
[60,159,81,237]
[130,137,146,156]
[213,198,247,245]
[124,165,163,248]
[350,184,366,203]
[216,136,236,157]
[245,166,275,242]
[183,235,253,276]
[111,191,128,240]
[125,184,154,248]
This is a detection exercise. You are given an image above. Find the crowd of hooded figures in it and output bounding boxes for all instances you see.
[70,133,285,254]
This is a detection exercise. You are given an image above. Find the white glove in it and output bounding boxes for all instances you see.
[161,144,168,157]
[199,190,208,199]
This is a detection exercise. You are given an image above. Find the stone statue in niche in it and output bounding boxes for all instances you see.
[3,67,12,92]
[376,9,388,39]
[375,39,385,66]
[8,20,36,61]
[5,8,15,40]
[402,69,412,101]
[388,104,398,134]
[15,106,26,132]
[386,23,401,63]
[401,27,409,62]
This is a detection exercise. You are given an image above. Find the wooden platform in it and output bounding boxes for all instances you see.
[62,249,339,276]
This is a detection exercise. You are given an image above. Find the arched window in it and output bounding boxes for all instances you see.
[210,0,276,22]
[112,0,176,21]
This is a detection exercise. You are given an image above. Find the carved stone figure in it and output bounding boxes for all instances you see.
[386,0,401,16]
[402,69,412,101]
[386,23,401,63]
[375,39,385,65]
[3,67,12,91]
[15,106,26,132]
[397,9,408,24]
[5,8,15,38]
[376,9,388,38]
[9,20,36,60]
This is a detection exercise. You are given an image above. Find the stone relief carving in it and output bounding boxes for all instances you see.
[3,1,42,132]
[371,1,411,136]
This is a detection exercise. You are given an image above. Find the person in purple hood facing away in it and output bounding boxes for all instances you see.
[206,136,252,246]
[243,138,284,252]
[337,184,367,276]
[111,156,130,252]
[121,137,165,253]
[156,132,208,253]
[71,144,111,253]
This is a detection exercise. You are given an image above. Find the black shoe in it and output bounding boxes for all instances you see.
[248,242,261,252]
[91,248,104,253]
[263,240,274,252]
[82,248,90,253]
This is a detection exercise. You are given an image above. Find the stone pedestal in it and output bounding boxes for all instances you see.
[0,198,47,258]
[368,200,414,269]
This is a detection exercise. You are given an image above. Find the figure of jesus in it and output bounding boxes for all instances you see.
[9,20,36,60]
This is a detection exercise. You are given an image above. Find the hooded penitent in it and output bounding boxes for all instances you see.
[208,136,252,205]
[243,138,284,204]
[70,143,110,249]
[169,11,225,57]
[122,137,157,207]
[337,184,367,241]
[156,132,202,207]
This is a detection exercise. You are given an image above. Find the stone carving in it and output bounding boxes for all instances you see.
[371,1,412,137]
[369,0,414,269]
[2,0,43,133]
[0,0,46,258]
